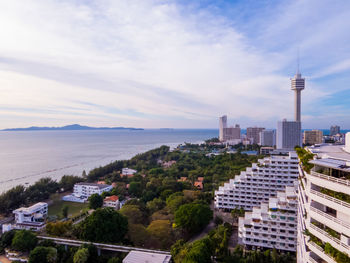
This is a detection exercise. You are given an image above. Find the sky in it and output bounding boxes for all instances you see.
[0,0,349,129]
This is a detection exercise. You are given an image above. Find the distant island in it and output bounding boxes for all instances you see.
[2,124,144,131]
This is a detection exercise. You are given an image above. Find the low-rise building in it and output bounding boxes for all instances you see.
[62,183,113,203]
[104,195,120,209]
[121,168,137,177]
[238,186,297,252]
[2,202,48,232]
[123,251,171,263]
[260,147,274,155]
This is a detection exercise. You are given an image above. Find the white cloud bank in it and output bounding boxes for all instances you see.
[0,0,349,129]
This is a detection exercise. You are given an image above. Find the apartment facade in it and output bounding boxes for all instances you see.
[247,127,265,145]
[259,130,276,147]
[238,186,297,252]
[330,125,340,136]
[277,119,302,150]
[219,115,227,141]
[303,130,323,145]
[215,152,299,211]
[2,202,48,232]
[297,141,350,263]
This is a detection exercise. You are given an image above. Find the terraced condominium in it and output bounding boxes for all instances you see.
[214,152,299,211]
[238,185,298,252]
[297,134,350,263]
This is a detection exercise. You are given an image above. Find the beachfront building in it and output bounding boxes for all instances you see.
[277,119,302,150]
[104,195,120,209]
[303,130,323,145]
[238,186,297,252]
[2,202,48,232]
[247,127,265,145]
[259,130,276,147]
[214,152,299,211]
[219,115,228,141]
[330,125,340,136]
[62,182,113,202]
[297,137,350,263]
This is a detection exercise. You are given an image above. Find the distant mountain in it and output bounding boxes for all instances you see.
[2,124,144,131]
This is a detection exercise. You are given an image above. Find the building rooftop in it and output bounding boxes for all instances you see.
[308,144,350,161]
[123,251,171,263]
[104,195,119,202]
[75,182,111,189]
[13,202,47,213]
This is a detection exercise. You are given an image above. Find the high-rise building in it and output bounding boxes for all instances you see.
[259,130,276,147]
[291,71,305,122]
[238,185,297,252]
[219,115,227,141]
[277,119,302,150]
[303,130,323,145]
[247,127,265,144]
[214,152,299,211]
[223,124,241,141]
[297,135,350,263]
[330,125,340,136]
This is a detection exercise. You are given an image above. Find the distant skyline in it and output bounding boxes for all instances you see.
[1,0,350,129]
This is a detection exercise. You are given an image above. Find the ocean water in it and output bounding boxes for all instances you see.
[0,129,218,193]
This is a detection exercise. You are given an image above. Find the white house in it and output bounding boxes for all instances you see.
[121,168,137,177]
[104,195,120,209]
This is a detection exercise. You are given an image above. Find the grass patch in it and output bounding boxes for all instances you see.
[48,193,89,218]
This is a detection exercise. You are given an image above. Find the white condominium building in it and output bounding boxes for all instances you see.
[215,152,299,211]
[238,186,297,252]
[219,115,227,141]
[2,202,48,232]
[297,139,350,263]
[259,130,276,147]
[63,182,113,202]
[74,182,113,199]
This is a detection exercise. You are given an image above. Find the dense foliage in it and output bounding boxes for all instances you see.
[75,207,128,243]
[88,193,103,209]
[11,230,38,251]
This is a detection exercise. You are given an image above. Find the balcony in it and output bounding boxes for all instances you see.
[310,171,350,195]
[309,223,350,255]
[309,189,350,214]
[309,206,350,236]
[308,241,337,263]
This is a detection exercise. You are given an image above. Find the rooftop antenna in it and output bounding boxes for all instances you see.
[297,48,300,75]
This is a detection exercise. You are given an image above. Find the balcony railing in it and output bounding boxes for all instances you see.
[308,241,337,263]
[311,171,350,187]
[309,223,342,246]
[310,189,350,209]
[310,206,350,230]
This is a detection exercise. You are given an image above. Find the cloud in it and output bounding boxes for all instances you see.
[0,0,349,128]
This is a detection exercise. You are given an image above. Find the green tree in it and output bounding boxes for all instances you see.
[88,193,103,210]
[127,224,149,246]
[174,203,213,235]
[0,229,17,248]
[29,246,57,263]
[146,198,165,214]
[128,182,142,197]
[147,220,174,249]
[73,248,89,263]
[61,205,69,218]
[11,230,37,251]
[108,257,122,263]
[46,221,72,237]
[76,207,128,243]
[120,205,144,224]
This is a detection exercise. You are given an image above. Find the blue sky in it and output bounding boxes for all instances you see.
[0,0,349,129]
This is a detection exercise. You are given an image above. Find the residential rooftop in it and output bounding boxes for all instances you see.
[75,182,111,189]
[123,251,171,263]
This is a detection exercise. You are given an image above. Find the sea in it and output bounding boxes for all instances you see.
[0,129,218,193]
